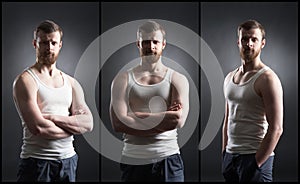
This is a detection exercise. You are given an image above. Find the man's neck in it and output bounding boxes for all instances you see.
[139,58,165,73]
[32,61,58,77]
[240,58,264,74]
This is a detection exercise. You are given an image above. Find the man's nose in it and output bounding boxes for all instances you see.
[150,41,156,49]
[246,39,254,47]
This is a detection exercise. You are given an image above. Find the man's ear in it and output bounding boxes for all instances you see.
[32,39,37,49]
[261,38,266,49]
[136,40,141,48]
[162,40,166,49]
[59,41,63,49]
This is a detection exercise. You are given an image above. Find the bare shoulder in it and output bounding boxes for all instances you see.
[171,70,188,84]
[62,73,83,90]
[13,70,36,91]
[112,71,128,87]
[63,73,76,84]
[256,67,283,94]
[259,67,282,84]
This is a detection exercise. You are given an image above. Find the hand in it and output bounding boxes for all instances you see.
[168,102,182,111]
[43,114,52,120]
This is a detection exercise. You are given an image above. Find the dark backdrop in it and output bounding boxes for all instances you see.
[2,2,298,182]
[2,2,100,182]
[200,2,298,182]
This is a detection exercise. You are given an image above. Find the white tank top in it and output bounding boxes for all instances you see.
[19,68,76,160]
[122,68,180,159]
[224,66,273,155]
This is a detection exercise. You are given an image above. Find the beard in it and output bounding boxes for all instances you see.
[141,50,161,63]
[37,51,59,65]
[240,48,260,62]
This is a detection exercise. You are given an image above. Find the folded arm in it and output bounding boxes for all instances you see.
[13,72,71,139]
[109,71,189,136]
[43,77,93,135]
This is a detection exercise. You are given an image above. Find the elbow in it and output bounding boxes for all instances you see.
[276,126,283,138]
[87,116,94,132]
[270,124,283,139]
[82,117,93,133]
[175,112,186,129]
[176,119,185,129]
[111,121,123,133]
[28,125,43,136]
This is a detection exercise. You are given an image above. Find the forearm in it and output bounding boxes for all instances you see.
[113,112,163,136]
[255,127,283,167]
[33,119,72,139]
[138,111,181,132]
[44,114,93,135]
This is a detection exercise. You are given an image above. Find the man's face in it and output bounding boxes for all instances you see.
[34,31,62,65]
[238,28,265,62]
[137,30,166,63]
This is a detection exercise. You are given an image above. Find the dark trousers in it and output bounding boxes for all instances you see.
[222,152,274,182]
[120,153,184,182]
[17,154,78,182]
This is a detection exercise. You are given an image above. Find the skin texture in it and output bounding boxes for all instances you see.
[110,30,189,136]
[222,27,283,168]
[13,30,93,139]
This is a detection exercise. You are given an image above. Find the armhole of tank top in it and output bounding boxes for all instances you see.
[231,67,240,82]
[251,66,269,82]
[126,69,133,99]
[60,72,70,88]
[26,68,40,88]
[127,69,134,86]
[166,68,173,83]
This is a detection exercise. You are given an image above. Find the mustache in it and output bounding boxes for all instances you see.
[143,51,156,55]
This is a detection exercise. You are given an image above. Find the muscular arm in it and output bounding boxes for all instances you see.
[255,70,283,167]
[109,72,189,136]
[222,101,229,153]
[222,72,232,153]
[43,77,93,135]
[13,72,71,139]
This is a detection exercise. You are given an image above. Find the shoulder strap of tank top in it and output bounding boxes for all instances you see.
[127,68,135,87]
[251,66,270,82]
[230,67,240,81]
[59,71,70,88]
[165,68,174,83]
[26,68,40,88]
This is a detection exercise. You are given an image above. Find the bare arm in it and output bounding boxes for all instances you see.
[44,77,93,135]
[110,72,189,136]
[222,72,232,154]
[222,101,229,153]
[149,72,189,131]
[13,72,71,139]
[255,70,283,167]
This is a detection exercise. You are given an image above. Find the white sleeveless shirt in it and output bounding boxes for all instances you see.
[19,68,76,160]
[122,68,180,159]
[224,66,273,155]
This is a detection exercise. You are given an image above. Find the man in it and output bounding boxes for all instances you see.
[109,20,189,182]
[13,20,93,182]
[222,19,283,182]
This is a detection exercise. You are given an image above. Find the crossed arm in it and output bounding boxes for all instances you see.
[109,71,189,136]
[13,72,93,139]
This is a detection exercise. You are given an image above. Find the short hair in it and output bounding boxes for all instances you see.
[137,20,166,40]
[237,19,266,40]
[34,20,63,41]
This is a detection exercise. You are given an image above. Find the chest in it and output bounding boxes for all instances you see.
[36,73,64,88]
